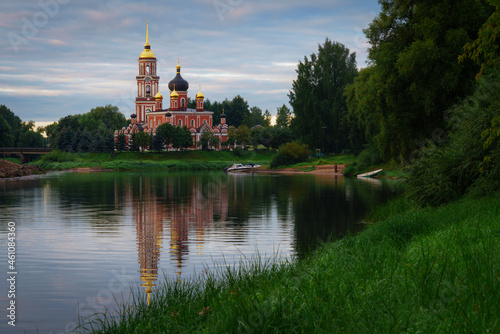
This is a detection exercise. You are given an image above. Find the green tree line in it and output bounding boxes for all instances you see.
[44,105,128,153]
[288,0,499,205]
[0,105,46,147]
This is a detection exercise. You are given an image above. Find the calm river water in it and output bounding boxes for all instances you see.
[0,170,403,333]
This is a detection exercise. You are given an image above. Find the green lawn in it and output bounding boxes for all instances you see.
[31,150,276,171]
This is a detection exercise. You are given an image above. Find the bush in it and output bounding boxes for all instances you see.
[41,150,76,162]
[357,144,383,169]
[406,71,500,206]
[269,141,310,168]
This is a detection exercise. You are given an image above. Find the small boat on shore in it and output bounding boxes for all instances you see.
[224,163,262,173]
[357,169,383,178]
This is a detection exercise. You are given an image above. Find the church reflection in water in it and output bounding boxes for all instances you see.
[123,175,229,304]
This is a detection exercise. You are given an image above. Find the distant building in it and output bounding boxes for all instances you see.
[115,20,228,149]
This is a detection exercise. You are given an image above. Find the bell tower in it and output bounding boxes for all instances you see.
[135,19,160,124]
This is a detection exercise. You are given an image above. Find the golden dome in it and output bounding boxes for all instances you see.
[139,19,156,59]
[196,85,204,99]
[140,48,156,59]
[155,92,163,99]
[170,85,179,98]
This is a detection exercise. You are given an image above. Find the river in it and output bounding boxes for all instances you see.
[0,170,403,333]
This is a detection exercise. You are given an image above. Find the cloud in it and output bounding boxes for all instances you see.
[0,0,380,122]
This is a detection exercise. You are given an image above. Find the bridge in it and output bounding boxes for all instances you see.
[0,147,53,164]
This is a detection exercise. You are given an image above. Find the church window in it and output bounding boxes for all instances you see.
[178,119,182,126]
[181,98,185,107]
[146,109,151,113]
[146,65,150,75]
[203,120,207,124]
[191,120,195,127]
[146,85,151,96]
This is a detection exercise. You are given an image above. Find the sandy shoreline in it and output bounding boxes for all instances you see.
[254,164,345,175]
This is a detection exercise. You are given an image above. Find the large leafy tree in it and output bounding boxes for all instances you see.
[172,126,193,150]
[197,130,219,150]
[134,132,151,153]
[225,95,250,128]
[156,123,176,150]
[0,105,45,147]
[459,0,500,78]
[275,104,291,128]
[361,0,492,161]
[289,39,358,153]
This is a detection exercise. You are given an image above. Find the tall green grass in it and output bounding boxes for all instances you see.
[83,194,500,333]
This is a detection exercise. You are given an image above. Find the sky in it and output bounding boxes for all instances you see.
[0,0,381,128]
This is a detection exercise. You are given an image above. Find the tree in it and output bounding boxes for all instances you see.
[345,66,382,155]
[245,106,267,127]
[289,39,358,153]
[16,130,45,148]
[361,0,491,161]
[0,116,15,147]
[129,134,139,152]
[150,132,163,152]
[134,132,151,153]
[172,126,193,150]
[270,141,311,168]
[263,110,272,127]
[198,130,219,150]
[45,105,128,152]
[227,126,237,149]
[116,133,128,152]
[226,95,250,128]
[157,123,176,150]
[56,126,74,151]
[275,104,291,128]
[459,0,500,79]
[236,125,251,148]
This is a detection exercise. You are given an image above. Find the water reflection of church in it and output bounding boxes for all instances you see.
[124,176,229,303]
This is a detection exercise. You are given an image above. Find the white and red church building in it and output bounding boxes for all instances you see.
[115,20,228,149]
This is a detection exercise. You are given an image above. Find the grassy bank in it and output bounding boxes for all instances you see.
[84,193,500,333]
[31,150,276,171]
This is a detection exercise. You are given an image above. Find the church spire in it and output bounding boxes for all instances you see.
[145,18,150,47]
[139,18,156,59]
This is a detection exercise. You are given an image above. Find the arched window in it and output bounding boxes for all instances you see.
[203,120,207,124]
[146,85,151,96]
[191,120,195,127]
[178,119,182,126]
[146,65,150,75]
[181,98,185,107]
[146,109,151,113]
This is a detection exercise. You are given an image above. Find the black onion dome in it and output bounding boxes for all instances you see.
[220,113,226,118]
[168,67,189,92]
[131,113,137,119]
[165,112,172,117]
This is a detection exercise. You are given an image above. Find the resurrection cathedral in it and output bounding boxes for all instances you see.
[115,20,228,149]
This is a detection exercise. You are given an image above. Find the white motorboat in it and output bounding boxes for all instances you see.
[224,163,262,173]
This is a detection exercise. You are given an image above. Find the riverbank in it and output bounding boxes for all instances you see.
[84,193,500,333]
[0,159,45,178]
[255,164,345,175]
[30,150,277,171]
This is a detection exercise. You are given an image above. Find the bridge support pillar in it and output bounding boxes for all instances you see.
[20,153,26,164]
